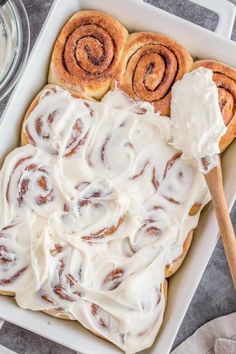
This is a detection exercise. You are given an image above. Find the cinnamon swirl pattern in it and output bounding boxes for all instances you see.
[48,11,128,99]
[0,86,210,353]
[0,223,31,293]
[115,32,193,115]
[192,60,236,151]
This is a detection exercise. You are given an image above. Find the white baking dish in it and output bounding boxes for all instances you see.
[0,0,236,353]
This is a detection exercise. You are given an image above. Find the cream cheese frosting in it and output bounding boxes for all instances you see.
[171,67,227,172]
[0,86,210,353]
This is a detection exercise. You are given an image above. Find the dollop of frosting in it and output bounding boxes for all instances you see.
[171,67,227,172]
[0,86,210,353]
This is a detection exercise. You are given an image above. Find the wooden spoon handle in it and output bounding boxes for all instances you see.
[204,158,236,288]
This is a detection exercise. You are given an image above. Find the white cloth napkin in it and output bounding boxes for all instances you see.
[172,313,236,354]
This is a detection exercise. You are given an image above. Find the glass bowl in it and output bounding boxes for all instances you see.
[0,0,30,101]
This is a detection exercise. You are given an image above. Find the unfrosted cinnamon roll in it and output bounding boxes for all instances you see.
[48,11,128,99]
[192,60,236,151]
[115,32,193,115]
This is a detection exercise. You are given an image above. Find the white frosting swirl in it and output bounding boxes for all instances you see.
[0,86,210,353]
[171,67,227,172]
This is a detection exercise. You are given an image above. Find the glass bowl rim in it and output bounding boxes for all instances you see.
[0,0,30,102]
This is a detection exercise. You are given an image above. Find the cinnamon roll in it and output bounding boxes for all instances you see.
[0,85,211,353]
[35,242,83,309]
[48,11,128,99]
[192,60,236,151]
[20,85,105,176]
[115,32,193,115]
[165,230,193,278]
[0,222,32,295]
[1,7,232,352]
[0,145,67,219]
[21,84,91,148]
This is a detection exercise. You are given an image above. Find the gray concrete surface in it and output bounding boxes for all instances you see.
[0,0,235,353]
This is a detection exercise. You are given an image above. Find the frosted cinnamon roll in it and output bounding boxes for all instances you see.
[48,11,128,99]
[21,86,206,273]
[21,85,103,165]
[0,86,211,353]
[115,32,193,115]
[0,145,68,220]
[21,85,89,147]
[19,240,84,314]
[192,60,236,151]
[0,223,31,295]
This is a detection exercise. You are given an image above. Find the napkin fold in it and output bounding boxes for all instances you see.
[172,313,236,354]
[215,338,236,354]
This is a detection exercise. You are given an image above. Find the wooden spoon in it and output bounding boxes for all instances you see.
[204,156,236,288]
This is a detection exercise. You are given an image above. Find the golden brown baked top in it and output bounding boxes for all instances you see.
[48,10,128,99]
[115,31,193,115]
